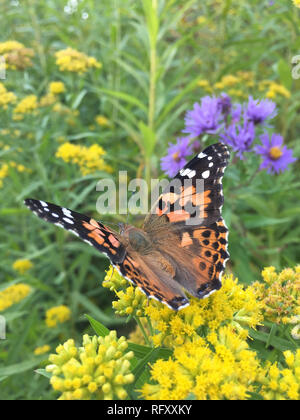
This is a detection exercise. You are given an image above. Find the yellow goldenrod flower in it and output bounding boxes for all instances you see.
[140,326,262,400]
[113,286,147,317]
[39,93,57,107]
[13,95,38,120]
[0,83,16,109]
[143,274,263,348]
[0,40,24,54]
[56,142,112,175]
[0,40,34,70]
[12,259,33,274]
[103,266,128,291]
[260,349,300,400]
[265,82,291,99]
[55,47,101,74]
[49,81,66,95]
[95,115,110,127]
[214,74,240,90]
[252,266,300,325]
[46,332,134,400]
[0,163,9,188]
[0,162,31,188]
[45,305,71,328]
[0,284,31,311]
[34,345,51,356]
[103,267,147,317]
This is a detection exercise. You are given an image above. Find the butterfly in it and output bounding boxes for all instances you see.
[25,142,230,310]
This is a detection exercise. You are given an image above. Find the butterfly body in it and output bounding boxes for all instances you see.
[25,142,230,310]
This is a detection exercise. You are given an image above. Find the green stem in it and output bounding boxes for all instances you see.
[148,44,156,131]
[134,316,151,347]
[26,0,47,72]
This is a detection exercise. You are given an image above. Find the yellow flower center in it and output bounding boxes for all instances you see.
[269,146,283,160]
[172,152,180,162]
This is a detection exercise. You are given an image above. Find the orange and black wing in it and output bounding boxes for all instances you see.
[24,199,126,264]
[143,142,230,301]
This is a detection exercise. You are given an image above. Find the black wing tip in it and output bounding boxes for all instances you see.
[168,296,190,311]
[24,198,35,208]
[203,142,230,159]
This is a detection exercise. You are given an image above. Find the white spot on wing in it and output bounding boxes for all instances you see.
[62,208,73,218]
[63,217,74,224]
[187,170,196,178]
[202,170,210,179]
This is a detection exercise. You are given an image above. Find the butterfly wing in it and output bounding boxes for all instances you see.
[114,252,190,310]
[143,142,230,300]
[24,199,126,264]
[25,199,189,310]
[144,142,230,230]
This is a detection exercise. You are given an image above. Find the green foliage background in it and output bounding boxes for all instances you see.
[0,0,299,400]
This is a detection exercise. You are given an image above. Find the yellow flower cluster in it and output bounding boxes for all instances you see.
[46,332,134,400]
[0,83,16,109]
[0,284,31,312]
[103,267,147,317]
[38,82,66,108]
[252,266,300,325]
[103,266,128,291]
[0,40,34,70]
[34,345,51,356]
[105,269,262,348]
[45,305,71,328]
[260,350,300,400]
[113,286,147,317]
[0,162,30,188]
[56,142,112,175]
[292,0,300,8]
[49,81,66,95]
[198,72,291,101]
[12,259,33,274]
[144,274,263,347]
[258,81,291,99]
[55,47,102,74]
[13,95,38,120]
[140,326,262,400]
[0,40,24,54]
[95,115,110,127]
[212,71,255,98]
[0,163,9,188]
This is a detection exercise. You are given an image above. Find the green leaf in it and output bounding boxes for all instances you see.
[96,88,147,113]
[277,59,293,90]
[0,357,45,378]
[249,329,297,352]
[138,121,156,158]
[85,314,110,337]
[35,369,52,379]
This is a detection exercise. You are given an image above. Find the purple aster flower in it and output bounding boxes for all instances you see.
[161,137,192,177]
[255,133,297,174]
[231,103,242,123]
[220,120,255,159]
[217,93,232,117]
[246,96,277,125]
[183,96,224,137]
